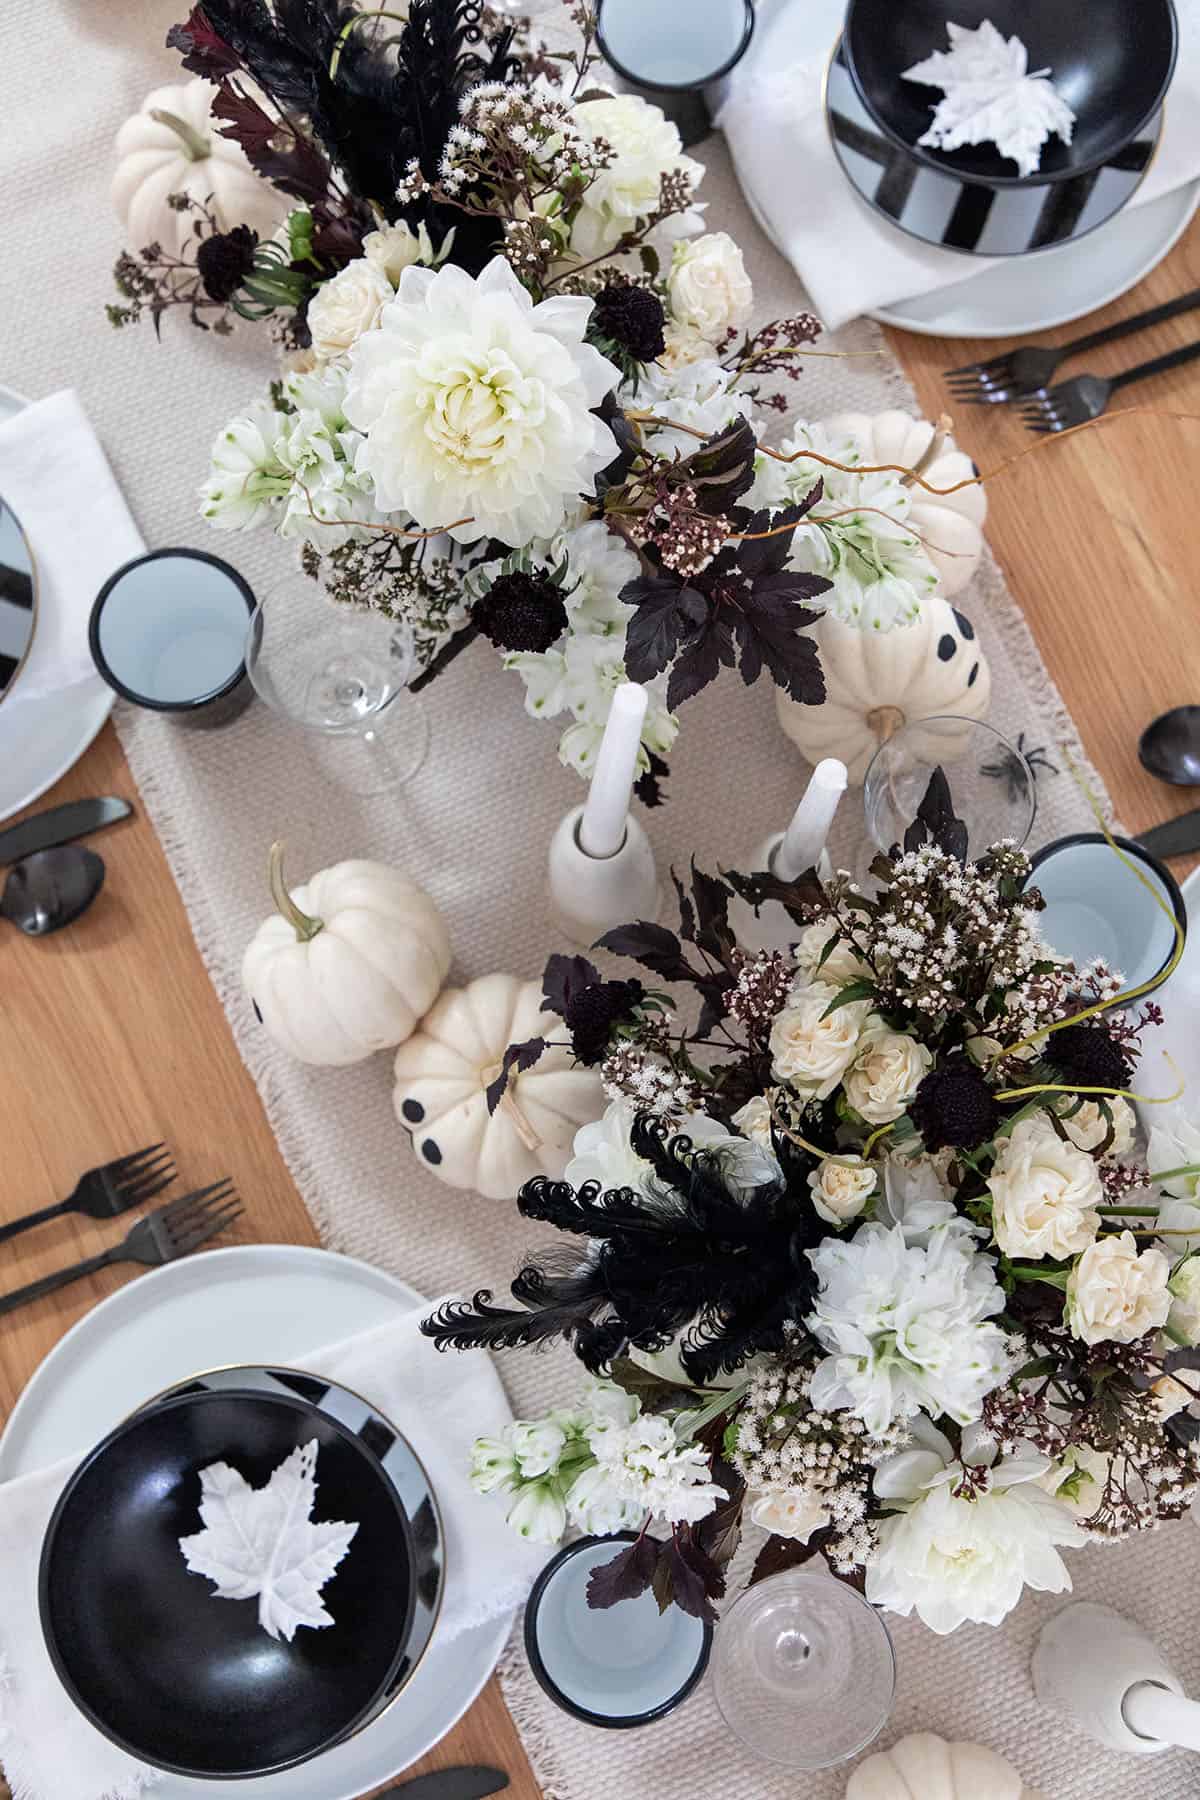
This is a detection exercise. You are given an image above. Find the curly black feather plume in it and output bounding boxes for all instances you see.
[421,1114,827,1378]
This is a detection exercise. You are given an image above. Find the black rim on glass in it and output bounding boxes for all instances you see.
[523,1532,713,1729]
[1026,832,1187,999]
[595,0,755,92]
[88,547,256,712]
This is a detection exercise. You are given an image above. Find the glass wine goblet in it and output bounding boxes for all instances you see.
[245,577,429,796]
[863,715,1037,862]
[712,1568,896,1771]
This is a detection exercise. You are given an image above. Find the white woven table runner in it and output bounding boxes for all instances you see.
[5,4,1199,1796]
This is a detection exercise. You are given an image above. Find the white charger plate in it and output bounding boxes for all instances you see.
[725,0,1200,340]
[1137,862,1200,1127]
[0,383,114,823]
[0,1243,513,1800]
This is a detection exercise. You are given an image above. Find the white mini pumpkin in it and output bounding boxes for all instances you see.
[825,410,987,598]
[112,79,283,256]
[846,1731,1044,1800]
[776,596,991,783]
[242,843,451,1067]
[393,975,604,1199]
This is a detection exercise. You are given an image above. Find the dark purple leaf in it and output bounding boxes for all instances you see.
[586,1534,661,1609]
[633,749,670,810]
[211,83,278,154]
[662,1532,724,1624]
[1167,1411,1200,1447]
[696,972,735,1037]
[596,921,694,982]
[308,209,367,269]
[723,865,826,925]
[734,598,826,706]
[690,862,733,961]
[1163,1346,1200,1375]
[670,869,697,945]
[695,1462,745,1571]
[542,953,602,1018]
[166,6,242,79]
[485,1037,546,1113]
[665,617,731,710]
[622,579,708,684]
[212,87,332,204]
[749,1529,829,1587]
[903,766,969,863]
[683,418,758,514]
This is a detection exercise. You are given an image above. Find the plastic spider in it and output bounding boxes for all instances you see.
[980,733,1059,802]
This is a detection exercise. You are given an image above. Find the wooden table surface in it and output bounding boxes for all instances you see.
[2,218,1199,1799]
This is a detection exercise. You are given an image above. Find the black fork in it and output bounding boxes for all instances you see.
[944,286,1200,402]
[1019,340,1200,432]
[0,1181,243,1317]
[0,1144,176,1246]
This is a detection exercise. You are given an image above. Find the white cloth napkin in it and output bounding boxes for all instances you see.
[717,0,1200,330]
[0,388,144,708]
[0,1300,544,1800]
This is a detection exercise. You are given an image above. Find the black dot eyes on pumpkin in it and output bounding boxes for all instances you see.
[421,1138,442,1165]
[252,1000,263,1024]
[953,610,974,640]
[402,1099,425,1124]
[937,633,957,662]
[967,661,980,687]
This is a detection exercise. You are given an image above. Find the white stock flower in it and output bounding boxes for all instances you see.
[565,1463,646,1536]
[749,1488,830,1542]
[507,621,677,779]
[345,257,619,547]
[876,1152,968,1247]
[570,94,703,261]
[806,1223,1012,1436]
[844,1029,932,1126]
[582,1382,724,1527]
[505,1480,567,1545]
[1041,1441,1110,1519]
[469,1432,519,1495]
[1150,1107,1200,1243]
[1059,1095,1136,1160]
[988,1113,1103,1261]
[307,257,393,359]
[867,1416,1086,1634]
[633,356,755,459]
[769,982,873,1100]
[1066,1231,1172,1346]
[1168,1255,1200,1346]
[808,1156,876,1228]
[200,404,288,530]
[510,1419,569,1479]
[557,519,639,634]
[793,921,870,990]
[667,232,753,342]
[732,1095,774,1150]
[362,220,441,284]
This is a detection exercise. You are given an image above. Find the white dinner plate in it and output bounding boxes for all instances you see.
[0,383,115,823]
[0,1243,513,1800]
[1137,861,1200,1128]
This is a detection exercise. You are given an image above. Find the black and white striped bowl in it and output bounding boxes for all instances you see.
[826,41,1162,257]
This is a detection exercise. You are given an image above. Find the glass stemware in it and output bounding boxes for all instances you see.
[245,577,428,795]
[863,715,1037,862]
[712,1568,895,1770]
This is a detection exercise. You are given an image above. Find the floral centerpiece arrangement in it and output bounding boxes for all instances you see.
[423,775,1200,1636]
[110,0,968,785]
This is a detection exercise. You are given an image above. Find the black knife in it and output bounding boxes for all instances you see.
[381,1768,509,1800]
[0,796,132,866]
[1136,809,1200,861]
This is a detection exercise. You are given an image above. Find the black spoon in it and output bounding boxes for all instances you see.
[0,847,106,936]
[1139,706,1200,786]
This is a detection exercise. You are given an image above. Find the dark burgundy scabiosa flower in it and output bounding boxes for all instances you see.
[564,978,646,1064]
[475,570,569,653]
[910,1055,1000,1153]
[590,283,667,363]
[195,225,259,303]
[1046,1023,1132,1093]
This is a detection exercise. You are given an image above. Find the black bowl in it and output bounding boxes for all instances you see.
[39,1388,416,1779]
[844,0,1178,187]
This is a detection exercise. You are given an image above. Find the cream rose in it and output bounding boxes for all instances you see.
[1168,1254,1200,1345]
[659,323,716,370]
[1066,1230,1171,1346]
[844,1029,932,1127]
[362,220,438,285]
[989,1114,1103,1261]
[1060,1095,1136,1160]
[668,231,753,343]
[793,920,870,991]
[732,1094,774,1150]
[307,257,393,359]
[768,982,872,1099]
[807,1155,876,1228]
[749,1488,830,1543]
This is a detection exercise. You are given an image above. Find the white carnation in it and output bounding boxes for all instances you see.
[667,231,753,343]
[867,1416,1086,1634]
[1066,1230,1171,1346]
[307,257,393,360]
[345,257,619,547]
[988,1113,1103,1261]
[806,1222,1012,1435]
[582,1381,724,1527]
[844,1028,932,1126]
[769,982,872,1100]
[570,94,703,261]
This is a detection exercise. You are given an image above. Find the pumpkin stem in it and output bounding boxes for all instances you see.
[268,840,324,943]
[900,414,953,488]
[481,1061,544,1153]
[148,107,211,163]
[867,705,906,744]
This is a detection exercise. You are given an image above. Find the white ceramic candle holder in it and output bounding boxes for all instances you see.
[730,759,847,952]
[1032,1602,1190,1755]
[549,806,659,949]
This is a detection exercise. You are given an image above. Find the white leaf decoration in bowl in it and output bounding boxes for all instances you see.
[179,1440,358,1642]
[904,19,1077,177]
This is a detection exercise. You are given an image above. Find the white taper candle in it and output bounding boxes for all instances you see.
[774,759,848,881]
[579,683,648,860]
[1125,1683,1200,1752]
